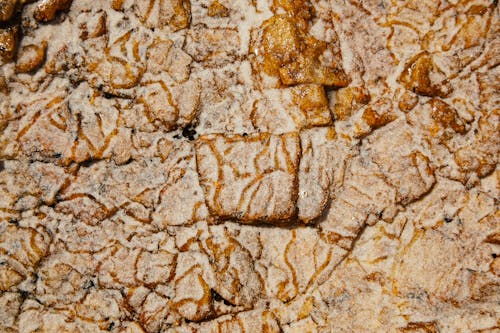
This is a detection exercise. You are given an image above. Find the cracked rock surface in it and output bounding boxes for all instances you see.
[0,0,499,332]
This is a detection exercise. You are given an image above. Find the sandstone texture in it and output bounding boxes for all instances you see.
[0,0,498,332]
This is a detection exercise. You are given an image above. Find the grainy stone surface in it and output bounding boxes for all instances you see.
[0,0,498,332]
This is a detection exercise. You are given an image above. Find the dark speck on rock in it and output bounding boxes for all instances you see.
[211,288,232,305]
[20,290,30,299]
[83,279,95,289]
[182,126,197,141]
[103,92,115,99]
[211,289,223,302]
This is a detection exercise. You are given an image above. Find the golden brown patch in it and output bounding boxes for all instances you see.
[0,0,17,22]
[362,105,396,131]
[485,233,500,245]
[399,52,449,98]
[79,11,106,40]
[111,0,124,11]
[170,0,191,31]
[134,0,191,31]
[398,91,419,112]
[34,0,73,22]
[208,0,229,17]
[0,71,8,93]
[292,84,332,127]
[333,86,371,120]
[400,321,439,333]
[15,41,47,73]
[256,0,348,88]
[430,98,466,134]
[0,25,19,63]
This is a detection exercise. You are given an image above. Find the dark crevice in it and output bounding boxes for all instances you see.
[210,288,234,306]
[182,125,197,141]
[103,91,119,99]
[79,158,102,168]
[8,218,19,226]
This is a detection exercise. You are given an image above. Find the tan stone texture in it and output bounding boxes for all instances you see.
[0,0,498,332]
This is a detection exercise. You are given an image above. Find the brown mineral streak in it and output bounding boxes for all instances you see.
[0,0,498,331]
[282,230,299,301]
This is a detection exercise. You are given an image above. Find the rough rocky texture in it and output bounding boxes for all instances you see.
[0,0,499,332]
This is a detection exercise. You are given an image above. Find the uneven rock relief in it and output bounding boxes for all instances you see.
[0,0,498,332]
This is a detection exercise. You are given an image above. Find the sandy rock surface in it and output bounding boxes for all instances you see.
[0,0,498,332]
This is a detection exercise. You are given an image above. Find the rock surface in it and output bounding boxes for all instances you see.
[0,0,498,332]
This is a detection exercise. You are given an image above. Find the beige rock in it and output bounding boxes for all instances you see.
[196,132,300,223]
[0,0,498,332]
